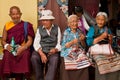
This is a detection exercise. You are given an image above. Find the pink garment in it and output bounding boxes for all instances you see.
[78,18,86,35]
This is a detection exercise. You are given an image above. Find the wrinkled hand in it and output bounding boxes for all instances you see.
[94,32,108,44]
[79,34,85,41]
[72,38,78,44]
[65,42,72,48]
[38,49,48,63]
[16,46,25,56]
[49,48,58,55]
[6,44,12,52]
[40,53,48,64]
[65,39,78,48]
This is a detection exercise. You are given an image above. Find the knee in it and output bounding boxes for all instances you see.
[51,54,59,61]
[31,51,40,62]
[50,54,59,64]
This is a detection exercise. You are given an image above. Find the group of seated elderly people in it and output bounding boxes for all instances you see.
[1,5,120,80]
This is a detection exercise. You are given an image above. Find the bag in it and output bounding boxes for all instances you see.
[24,22,34,52]
[93,52,120,74]
[64,47,91,70]
[24,22,28,42]
[97,39,109,44]
[90,44,114,55]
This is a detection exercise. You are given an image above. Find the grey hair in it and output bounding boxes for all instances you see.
[68,14,78,22]
[96,12,108,22]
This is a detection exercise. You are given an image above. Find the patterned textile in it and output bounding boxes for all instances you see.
[60,57,89,80]
[64,47,91,70]
[93,52,120,74]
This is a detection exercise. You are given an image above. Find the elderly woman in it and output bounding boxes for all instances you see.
[60,14,89,80]
[86,12,120,80]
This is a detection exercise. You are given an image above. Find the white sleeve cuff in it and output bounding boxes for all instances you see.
[4,43,9,49]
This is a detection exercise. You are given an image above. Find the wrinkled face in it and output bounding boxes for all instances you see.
[68,16,78,30]
[41,19,53,29]
[96,15,106,28]
[9,8,22,24]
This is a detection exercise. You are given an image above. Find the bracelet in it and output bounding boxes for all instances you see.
[4,44,9,49]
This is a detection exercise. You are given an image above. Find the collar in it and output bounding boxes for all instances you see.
[42,24,54,29]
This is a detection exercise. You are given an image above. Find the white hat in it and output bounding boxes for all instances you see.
[39,10,55,20]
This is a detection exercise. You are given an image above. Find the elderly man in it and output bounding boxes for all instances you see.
[31,10,61,80]
[1,6,35,80]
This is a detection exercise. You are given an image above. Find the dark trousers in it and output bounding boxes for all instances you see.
[31,51,59,80]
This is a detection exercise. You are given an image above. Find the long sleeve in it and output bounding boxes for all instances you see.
[61,29,69,57]
[86,26,95,46]
[55,27,61,51]
[82,15,90,31]
[33,29,41,51]
[83,10,96,26]
[60,28,75,57]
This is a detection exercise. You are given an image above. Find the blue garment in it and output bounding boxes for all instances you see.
[86,26,112,46]
[60,27,81,57]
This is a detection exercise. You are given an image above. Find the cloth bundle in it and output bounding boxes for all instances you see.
[90,44,114,55]
[64,47,91,70]
[93,52,120,74]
